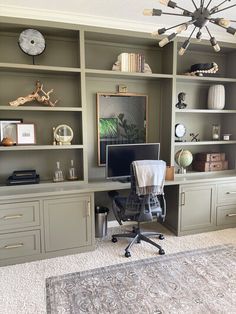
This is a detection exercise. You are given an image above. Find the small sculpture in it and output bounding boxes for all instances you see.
[190,133,200,142]
[9,81,59,107]
[176,92,187,109]
[1,137,14,146]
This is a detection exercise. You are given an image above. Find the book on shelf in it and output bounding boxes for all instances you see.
[117,53,145,73]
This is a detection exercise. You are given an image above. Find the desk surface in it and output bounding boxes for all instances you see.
[1,171,236,201]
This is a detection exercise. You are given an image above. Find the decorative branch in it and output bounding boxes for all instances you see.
[9,81,59,107]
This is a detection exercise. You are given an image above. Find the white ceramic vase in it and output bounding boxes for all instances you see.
[207,84,225,110]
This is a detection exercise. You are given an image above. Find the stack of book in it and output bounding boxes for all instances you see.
[118,53,145,73]
[7,170,40,185]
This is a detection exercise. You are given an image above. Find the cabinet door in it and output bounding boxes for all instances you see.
[44,194,93,252]
[180,184,215,232]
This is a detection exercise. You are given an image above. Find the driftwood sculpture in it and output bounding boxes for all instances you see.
[9,81,59,107]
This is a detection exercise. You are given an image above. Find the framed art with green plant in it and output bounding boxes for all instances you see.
[96,92,148,166]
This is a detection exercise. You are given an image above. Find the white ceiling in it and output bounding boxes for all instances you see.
[1,0,236,42]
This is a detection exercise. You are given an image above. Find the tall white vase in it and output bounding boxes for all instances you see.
[207,84,225,109]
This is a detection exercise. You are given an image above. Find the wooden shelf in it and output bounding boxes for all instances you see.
[176,75,236,83]
[0,106,82,112]
[174,141,236,146]
[85,69,173,80]
[0,63,81,74]
[0,145,84,151]
[175,109,236,114]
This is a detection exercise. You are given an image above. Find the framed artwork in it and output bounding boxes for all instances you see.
[16,123,36,145]
[96,92,148,166]
[0,119,23,144]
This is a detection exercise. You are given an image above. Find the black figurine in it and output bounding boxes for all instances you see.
[176,92,187,109]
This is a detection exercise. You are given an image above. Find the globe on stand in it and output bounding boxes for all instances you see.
[175,149,193,174]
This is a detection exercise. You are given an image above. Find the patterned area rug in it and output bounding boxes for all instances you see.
[46,245,236,314]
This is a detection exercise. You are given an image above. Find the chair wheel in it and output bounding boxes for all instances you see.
[112,237,117,243]
[159,249,165,255]
[159,234,164,240]
[125,251,131,258]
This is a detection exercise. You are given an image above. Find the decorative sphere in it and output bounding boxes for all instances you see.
[175,149,193,169]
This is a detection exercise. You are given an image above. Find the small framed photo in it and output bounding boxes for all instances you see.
[17,123,36,145]
[0,119,23,144]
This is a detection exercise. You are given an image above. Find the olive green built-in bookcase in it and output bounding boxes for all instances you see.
[0,17,236,187]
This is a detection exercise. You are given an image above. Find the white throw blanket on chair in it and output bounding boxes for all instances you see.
[133,160,166,196]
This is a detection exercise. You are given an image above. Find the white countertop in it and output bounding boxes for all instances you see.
[1,171,236,201]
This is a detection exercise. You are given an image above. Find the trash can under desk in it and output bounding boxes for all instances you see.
[95,206,109,238]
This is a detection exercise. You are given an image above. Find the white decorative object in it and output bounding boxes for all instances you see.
[207,84,225,110]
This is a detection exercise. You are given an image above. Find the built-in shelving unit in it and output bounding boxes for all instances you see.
[1,17,236,266]
[174,39,236,173]
[0,19,236,186]
[0,21,85,185]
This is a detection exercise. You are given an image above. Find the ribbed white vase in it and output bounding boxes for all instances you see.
[207,85,225,109]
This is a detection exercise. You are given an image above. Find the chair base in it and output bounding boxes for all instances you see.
[112,226,165,257]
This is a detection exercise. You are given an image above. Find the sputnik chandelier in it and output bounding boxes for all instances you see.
[143,0,236,55]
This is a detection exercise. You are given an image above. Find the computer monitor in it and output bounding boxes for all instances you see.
[106,143,160,181]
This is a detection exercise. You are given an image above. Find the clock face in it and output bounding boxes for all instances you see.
[175,123,186,138]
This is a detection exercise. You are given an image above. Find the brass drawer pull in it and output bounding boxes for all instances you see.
[226,191,236,195]
[2,214,23,220]
[87,201,91,217]
[3,243,24,249]
[226,213,236,217]
[181,192,185,206]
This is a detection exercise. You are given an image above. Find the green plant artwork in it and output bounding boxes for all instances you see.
[99,118,118,139]
[117,113,145,142]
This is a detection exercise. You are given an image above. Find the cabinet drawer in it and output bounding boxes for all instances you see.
[217,205,236,226]
[0,230,41,260]
[0,201,40,231]
[217,183,236,204]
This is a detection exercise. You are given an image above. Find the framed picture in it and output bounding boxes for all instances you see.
[96,92,148,166]
[0,119,23,144]
[16,123,36,145]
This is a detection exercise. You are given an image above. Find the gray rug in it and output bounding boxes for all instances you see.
[46,245,236,314]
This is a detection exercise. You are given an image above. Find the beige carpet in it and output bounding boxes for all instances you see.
[0,224,236,314]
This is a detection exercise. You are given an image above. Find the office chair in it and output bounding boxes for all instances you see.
[110,160,166,258]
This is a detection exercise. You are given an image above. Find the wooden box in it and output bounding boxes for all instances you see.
[192,160,228,172]
[194,153,225,162]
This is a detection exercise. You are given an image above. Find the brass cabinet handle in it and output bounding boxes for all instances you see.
[2,214,23,220]
[87,201,91,216]
[181,192,185,206]
[226,191,236,195]
[3,243,24,249]
[226,213,236,217]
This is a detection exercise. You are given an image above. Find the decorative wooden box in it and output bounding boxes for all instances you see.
[192,160,228,172]
[194,152,225,162]
[192,152,228,172]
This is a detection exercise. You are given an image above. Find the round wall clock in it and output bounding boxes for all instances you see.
[175,123,186,141]
[18,29,46,56]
